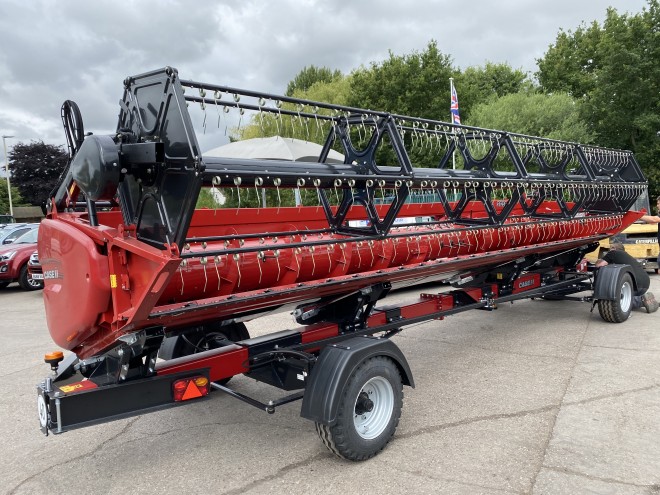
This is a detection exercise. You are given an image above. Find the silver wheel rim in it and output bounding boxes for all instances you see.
[353,376,394,440]
[37,394,48,428]
[620,280,632,312]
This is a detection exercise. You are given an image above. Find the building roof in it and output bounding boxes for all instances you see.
[13,206,44,221]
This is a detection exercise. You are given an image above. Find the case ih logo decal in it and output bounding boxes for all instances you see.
[513,273,540,293]
[42,258,63,280]
[517,279,536,289]
[43,269,61,280]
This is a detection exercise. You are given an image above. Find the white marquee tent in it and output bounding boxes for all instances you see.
[205,136,345,163]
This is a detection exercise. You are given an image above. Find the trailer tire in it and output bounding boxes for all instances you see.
[159,322,249,385]
[315,356,402,461]
[598,272,633,323]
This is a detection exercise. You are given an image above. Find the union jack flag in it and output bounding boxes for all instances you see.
[450,80,461,125]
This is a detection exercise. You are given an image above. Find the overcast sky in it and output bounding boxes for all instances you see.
[0,0,649,157]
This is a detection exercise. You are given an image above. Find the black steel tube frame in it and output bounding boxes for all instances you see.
[51,67,647,250]
[183,84,642,183]
[179,78,644,162]
[210,383,304,414]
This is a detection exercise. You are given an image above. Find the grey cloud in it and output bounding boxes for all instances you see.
[0,0,648,150]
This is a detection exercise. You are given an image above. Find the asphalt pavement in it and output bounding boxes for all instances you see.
[1,277,659,495]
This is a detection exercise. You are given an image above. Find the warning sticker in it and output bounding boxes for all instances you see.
[59,380,98,394]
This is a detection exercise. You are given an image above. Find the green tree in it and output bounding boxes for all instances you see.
[297,76,351,109]
[224,77,352,209]
[461,91,593,174]
[347,40,455,120]
[455,62,530,121]
[536,21,603,97]
[195,188,221,209]
[467,91,594,143]
[237,75,351,144]
[9,141,68,207]
[0,184,24,216]
[345,41,456,168]
[537,1,660,197]
[583,4,660,182]
[286,65,343,96]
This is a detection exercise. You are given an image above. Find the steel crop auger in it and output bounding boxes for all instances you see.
[36,67,649,460]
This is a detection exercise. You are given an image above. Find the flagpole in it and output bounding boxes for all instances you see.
[450,77,456,170]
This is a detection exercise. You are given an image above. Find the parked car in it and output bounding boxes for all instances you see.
[0,214,15,225]
[0,227,43,290]
[0,223,36,245]
[0,222,26,232]
[27,250,42,284]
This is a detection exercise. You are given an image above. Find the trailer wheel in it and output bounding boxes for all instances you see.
[159,322,250,385]
[598,272,633,323]
[315,356,403,461]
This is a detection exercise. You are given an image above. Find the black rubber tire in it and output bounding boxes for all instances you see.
[0,281,9,289]
[598,272,634,323]
[158,322,250,385]
[315,356,403,461]
[18,264,43,291]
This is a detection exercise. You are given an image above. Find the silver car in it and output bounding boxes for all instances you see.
[0,224,38,245]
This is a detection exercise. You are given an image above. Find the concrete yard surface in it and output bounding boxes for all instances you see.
[1,276,659,495]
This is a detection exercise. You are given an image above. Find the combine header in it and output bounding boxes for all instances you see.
[37,67,649,460]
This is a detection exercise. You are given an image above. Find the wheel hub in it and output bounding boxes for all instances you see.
[353,376,394,440]
[355,392,374,415]
[620,280,632,312]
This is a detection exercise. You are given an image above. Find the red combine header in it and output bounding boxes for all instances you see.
[36,67,649,460]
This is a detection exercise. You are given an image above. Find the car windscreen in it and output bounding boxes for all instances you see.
[1,228,31,243]
[12,227,38,244]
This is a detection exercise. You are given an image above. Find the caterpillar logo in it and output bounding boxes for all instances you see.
[635,239,656,244]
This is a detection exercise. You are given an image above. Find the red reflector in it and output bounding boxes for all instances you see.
[182,381,203,400]
[172,376,210,402]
